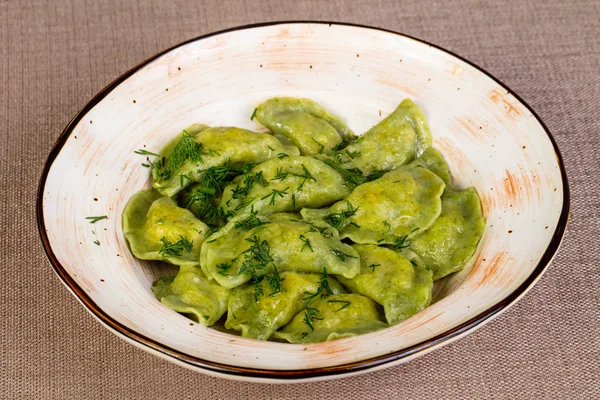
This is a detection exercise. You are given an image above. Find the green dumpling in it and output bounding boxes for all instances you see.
[410,188,485,280]
[151,125,300,196]
[255,97,355,155]
[152,265,230,326]
[333,99,432,175]
[220,156,352,217]
[337,245,433,325]
[273,293,388,344]
[301,166,445,245]
[122,189,209,267]
[200,214,360,288]
[225,271,346,340]
[406,149,486,280]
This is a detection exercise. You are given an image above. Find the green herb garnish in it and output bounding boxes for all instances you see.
[250,108,257,120]
[311,138,325,153]
[266,265,282,296]
[292,164,316,191]
[86,215,108,224]
[93,240,100,246]
[277,153,289,159]
[299,234,313,252]
[216,263,232,276]
[391,228,419,250]
[327,299,351,311]
[330,248,357,262]
[134,149,160,157]
[272,168,290,182]
[234,209,266,231]
[368,263,381,272]
[261,187,289,205]
[301,268,333,331]
[158,235,194,257]
[323,201,358,230]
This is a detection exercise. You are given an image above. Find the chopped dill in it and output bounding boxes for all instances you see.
[216,263,232,276]
[391,228,420,250]
[158,235,194,257]
[292,164,316,191]
[250,108,258,121]
[299,234,313,252]
[323,201,358,230]
[134,149,160,157]
[330,248,357,262]
[311,138,325,153]
[368,263,381,272]
[261,187,289,205]
[327,299,351,311]
[86,215,108,224]
[234,209,266,231]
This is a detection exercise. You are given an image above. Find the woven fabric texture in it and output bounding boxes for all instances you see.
[2,0,598,398]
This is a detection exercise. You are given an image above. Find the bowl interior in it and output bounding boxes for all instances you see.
[40,23,565,374]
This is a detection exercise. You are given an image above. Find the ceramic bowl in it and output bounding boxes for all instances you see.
[37,22,569,383]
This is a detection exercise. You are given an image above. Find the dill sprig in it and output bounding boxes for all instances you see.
[391,228,420,250]
[266,265,282,297]
[327,299,351,311]
[216,262,232,276]
[181,162,242,223]
[152,130,220,182]
[86,215,108,224]
[324,201,359,230]
[301,268,333,332]
[368,263,381,272]
[311,138,325,153]
[238,235,280,301]
[250,108,257,121]
[330,248,357,262]
[158,235,194,257]
[292,164,317,191]
[234,209,267,231]
[299,234,313,252]
[134,149,160,157]
[93,240,100,246]
[261,187,289,205]
[291,193,297,210]
[344,149,361,159]
[277,153,289,159]
[307,222,332,237]
[252,276,264,301]
[231,171,268,200]
[272,167,290,182]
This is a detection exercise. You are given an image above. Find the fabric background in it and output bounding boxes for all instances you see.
[2,0,598,398]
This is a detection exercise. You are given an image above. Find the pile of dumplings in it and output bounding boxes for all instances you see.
[122,97,485,343]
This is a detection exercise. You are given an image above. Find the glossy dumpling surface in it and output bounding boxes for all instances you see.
[255,97,355,155]
[337,245,433,325]
[273,293,387,344]
[406,149,486,280]
[122,189,209,267]
[334,99,432,175]
[152,126,299,196]
[220,156,352,217]
[152,265,230,326]
[225,272,345,340]
[306,166,445,245]
[200,215,360,288]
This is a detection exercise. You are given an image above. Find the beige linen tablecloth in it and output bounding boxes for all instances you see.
[2,0,598,398]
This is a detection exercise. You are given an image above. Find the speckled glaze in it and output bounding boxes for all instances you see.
[37,22,569,383]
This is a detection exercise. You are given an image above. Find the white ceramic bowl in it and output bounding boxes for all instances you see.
[37,22,569,383]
